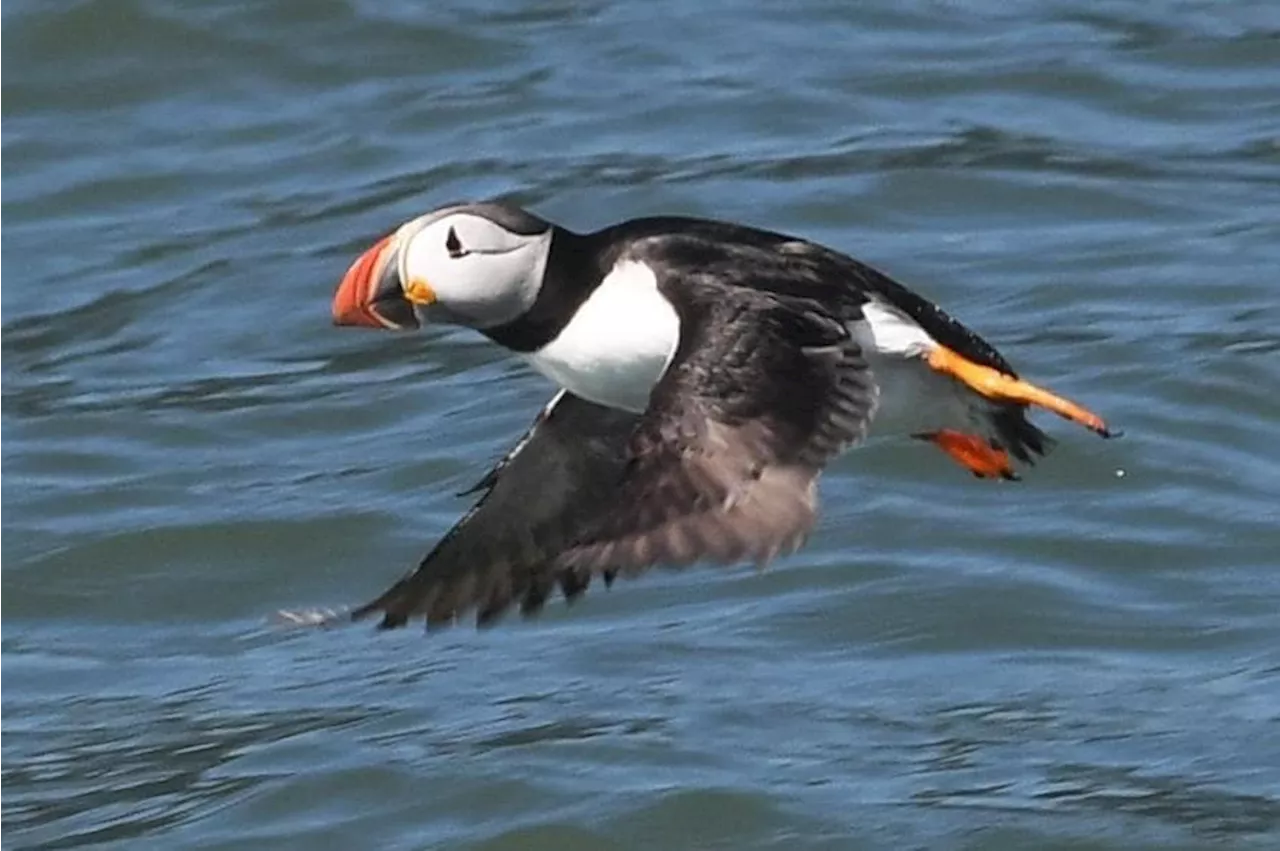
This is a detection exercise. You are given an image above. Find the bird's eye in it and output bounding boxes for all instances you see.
[445,227,468,259]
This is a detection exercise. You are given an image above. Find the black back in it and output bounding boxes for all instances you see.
[488,211,1017,373]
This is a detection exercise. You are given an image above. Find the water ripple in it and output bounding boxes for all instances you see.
[5,0,1280,848]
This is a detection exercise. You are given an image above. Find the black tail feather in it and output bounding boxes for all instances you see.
[992,404,1056,464]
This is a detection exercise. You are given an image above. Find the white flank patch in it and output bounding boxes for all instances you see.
[527,261,679,413]
[848,298,935,358]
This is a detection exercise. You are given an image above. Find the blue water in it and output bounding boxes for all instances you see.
[4,1,1280,848]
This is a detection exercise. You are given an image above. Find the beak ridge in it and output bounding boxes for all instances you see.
[332,235,419,330]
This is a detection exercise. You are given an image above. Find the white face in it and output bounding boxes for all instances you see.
[395,211,552,329]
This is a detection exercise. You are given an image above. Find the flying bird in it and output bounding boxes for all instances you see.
[326,202,1114,631]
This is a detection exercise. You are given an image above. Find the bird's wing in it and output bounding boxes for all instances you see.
[353,283,877,631]
[350,390,639,629]
[554,277,878,578]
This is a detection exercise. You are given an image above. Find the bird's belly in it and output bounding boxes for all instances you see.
[862,352,988,440]
[526,262,679,413]
[848,302,988,439]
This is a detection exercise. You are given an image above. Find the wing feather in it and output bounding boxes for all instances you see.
[350,260,879,631]
[556,280,878,575]
[350,392,637,628]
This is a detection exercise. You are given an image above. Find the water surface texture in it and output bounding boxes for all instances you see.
[5,1,1280,848]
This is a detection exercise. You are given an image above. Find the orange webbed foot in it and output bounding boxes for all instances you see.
[919,430,1019,480]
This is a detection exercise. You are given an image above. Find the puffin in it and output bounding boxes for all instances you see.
[325,201,1114,630]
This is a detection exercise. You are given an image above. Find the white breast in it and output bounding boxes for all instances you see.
[527,261,680,413]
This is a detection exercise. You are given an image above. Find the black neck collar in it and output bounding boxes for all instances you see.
[482,227,606,353]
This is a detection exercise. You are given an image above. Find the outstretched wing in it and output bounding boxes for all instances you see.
[555,278,878,578]
[352,282,877,632]
[351,391,639,629]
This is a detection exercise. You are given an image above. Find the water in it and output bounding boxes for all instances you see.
[4,1,1280,847]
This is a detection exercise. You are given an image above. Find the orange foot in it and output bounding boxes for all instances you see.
[926,345,1115,437]
[919,430,1018,480]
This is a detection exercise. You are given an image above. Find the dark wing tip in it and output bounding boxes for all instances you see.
[346,560,613,631]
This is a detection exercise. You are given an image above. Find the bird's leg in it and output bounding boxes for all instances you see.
[926,345,1114,437]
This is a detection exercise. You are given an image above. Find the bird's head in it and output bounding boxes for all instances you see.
[332,202,553,332]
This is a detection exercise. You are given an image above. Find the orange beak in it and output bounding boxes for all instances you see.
[332,234,419,330]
